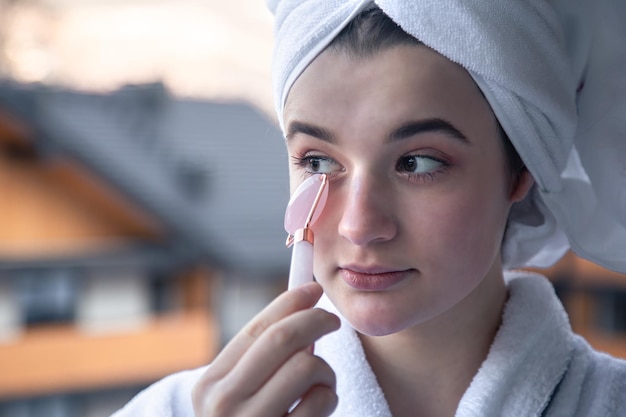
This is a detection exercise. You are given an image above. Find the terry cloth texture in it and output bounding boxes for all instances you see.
[110,272,626,416]
[267,0,626,273]
[314,271,626,416]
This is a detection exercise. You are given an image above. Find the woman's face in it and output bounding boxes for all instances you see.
[283,45,530,336]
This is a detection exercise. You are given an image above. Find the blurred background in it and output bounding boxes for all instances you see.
[0,1,624,416]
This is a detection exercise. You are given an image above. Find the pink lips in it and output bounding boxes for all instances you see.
[340,265,412,291]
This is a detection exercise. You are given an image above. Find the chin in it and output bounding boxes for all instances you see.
[349,314,416,337]
[339,300,419,337]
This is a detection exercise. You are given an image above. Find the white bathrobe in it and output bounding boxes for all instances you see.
[111,271,626,416]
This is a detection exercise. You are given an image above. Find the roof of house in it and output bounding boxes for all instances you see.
[0,81,292,277]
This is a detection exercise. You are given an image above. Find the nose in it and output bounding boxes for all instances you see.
[337,174,398,246]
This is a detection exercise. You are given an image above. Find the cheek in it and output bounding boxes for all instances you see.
[310,173,511,277]
[287,166,302,194]
[410,181,509,258]
[309,195,349,283]
[310,202,341,252]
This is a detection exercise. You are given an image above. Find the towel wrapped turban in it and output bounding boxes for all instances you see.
[268,0,626,273]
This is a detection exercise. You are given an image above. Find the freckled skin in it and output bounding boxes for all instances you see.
[283,45,532,337]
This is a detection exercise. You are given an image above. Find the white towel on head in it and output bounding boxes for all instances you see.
[268,0,626,273]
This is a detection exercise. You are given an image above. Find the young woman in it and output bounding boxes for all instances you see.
[113,2,626,416]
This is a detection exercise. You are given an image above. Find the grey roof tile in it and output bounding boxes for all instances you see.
[0,82,292,274]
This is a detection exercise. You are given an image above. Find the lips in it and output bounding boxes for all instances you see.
[339,265,413,291]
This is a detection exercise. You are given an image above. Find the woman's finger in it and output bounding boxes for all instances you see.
[227,307,340,396]
[244,350,336,416]
[207,282,324,378]
[289,384,339,417]
[192,282,333,416]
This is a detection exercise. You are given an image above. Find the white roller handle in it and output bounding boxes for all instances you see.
[288,239,314,290]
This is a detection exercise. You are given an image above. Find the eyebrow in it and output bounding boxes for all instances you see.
[389,118,470,144]
[285,117,470,144]
[286,121,335,142]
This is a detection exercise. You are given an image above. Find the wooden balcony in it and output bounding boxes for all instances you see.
[0,310,218,399]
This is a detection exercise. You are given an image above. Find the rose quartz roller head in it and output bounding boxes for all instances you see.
[284,174,329,289]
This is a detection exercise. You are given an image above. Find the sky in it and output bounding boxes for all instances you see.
[2,0,276,116]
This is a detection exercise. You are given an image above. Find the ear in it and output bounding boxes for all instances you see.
[509,169,534,203]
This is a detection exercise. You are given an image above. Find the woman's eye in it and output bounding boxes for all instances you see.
[294,155,340,174]
[397,155,443,174]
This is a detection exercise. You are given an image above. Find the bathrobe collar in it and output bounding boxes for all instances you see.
[315,271,574,416]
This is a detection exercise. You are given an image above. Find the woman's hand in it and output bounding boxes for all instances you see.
[192,282,340,417]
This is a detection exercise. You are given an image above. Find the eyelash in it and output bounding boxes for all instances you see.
[291,153,340,177]
[290,152,449,183]
[396,154,449,183]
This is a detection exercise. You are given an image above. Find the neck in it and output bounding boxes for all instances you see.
[359,271,507,417]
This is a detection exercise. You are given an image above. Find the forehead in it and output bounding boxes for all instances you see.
[283,44,495,137]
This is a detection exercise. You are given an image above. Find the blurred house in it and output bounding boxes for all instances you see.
[0,81,291,416]
[543,253,626,359]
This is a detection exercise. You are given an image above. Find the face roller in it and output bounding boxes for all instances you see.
[284,174,329,289]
